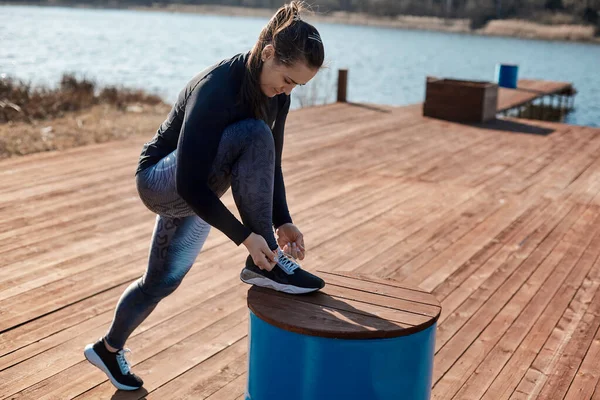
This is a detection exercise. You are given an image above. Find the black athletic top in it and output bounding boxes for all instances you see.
[136,52,293,246]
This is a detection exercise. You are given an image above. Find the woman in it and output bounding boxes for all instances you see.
[84,1,325,391]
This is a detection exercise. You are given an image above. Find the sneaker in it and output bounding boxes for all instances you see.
[84,338,144,391]
[240,249,325,294]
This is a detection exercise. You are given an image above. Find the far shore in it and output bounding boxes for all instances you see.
[2,2,599,44]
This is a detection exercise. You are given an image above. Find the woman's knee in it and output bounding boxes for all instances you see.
[229,119,274,148]
[138,270,187,300]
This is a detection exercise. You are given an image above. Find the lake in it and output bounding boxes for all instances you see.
[1,5,598,126]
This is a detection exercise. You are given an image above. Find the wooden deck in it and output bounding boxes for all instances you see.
[497,79,574,112]
[2,102,600,399]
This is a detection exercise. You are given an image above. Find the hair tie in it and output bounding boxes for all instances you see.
[308,33,322,44]
[293,12,302,22]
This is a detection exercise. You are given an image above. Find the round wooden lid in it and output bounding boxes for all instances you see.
[247,270,441,340]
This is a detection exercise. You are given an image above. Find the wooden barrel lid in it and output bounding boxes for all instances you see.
[247,270,441,340]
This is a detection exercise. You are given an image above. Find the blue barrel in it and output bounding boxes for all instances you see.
[245,271,442,400]
[496,64,519,89]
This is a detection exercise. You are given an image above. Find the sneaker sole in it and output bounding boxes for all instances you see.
[83,344,141,391]
[240,269,320,294]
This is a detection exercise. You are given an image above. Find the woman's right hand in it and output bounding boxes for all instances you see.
[243,233,277,271]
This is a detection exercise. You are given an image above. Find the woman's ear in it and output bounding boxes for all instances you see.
[261,44,275,62]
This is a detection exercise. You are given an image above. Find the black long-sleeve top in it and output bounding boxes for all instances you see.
[136,52,292,246]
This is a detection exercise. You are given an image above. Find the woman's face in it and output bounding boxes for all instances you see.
[259,45,318,98]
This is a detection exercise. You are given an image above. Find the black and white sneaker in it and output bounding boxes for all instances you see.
[240,249,325,294]
[84,338,144,391]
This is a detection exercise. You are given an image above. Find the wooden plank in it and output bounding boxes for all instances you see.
[509,253,600,399]
[145,341,247,399]
[0,276,125,352]
[431,204,599,399]
[2,281,248,399]
[431,197,553,302]
[457,207,600,399]
[431,202,586,388]
[0,210,149,294]
[319,280,441,317]
[563,324,600,400]
[375,191,505,281]
[506,129,600,196]
[408,191,544,291]
[318,270,438,302]
[327,185,480,276]
[434,198,564,326]
[343,184,495,278]
[433,197,579,337]
[0,183,137,239]
[0,241,236,366]
[204,373,247,400]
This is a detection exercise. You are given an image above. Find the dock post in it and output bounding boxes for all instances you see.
[541,96,546,120]
[570,95,575,111]
[337,69,348,103]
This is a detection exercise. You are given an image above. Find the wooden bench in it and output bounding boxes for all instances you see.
[245,270,442,400]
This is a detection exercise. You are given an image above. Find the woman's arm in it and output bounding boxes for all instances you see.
[271,95,293,229]
[175,76,252,246]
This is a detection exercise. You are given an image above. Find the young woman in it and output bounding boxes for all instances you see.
[84,1,325,391]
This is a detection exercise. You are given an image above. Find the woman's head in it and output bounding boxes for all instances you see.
[242,1,325,119]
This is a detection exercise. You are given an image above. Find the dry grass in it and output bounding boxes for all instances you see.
[0,102,170,160]
[531,11,579,25]
[0,73,163,124]
[135,4,472,33]
[0,74,169,159]
[480,19,597,41]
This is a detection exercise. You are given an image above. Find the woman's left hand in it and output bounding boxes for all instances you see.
[276,223,306,260]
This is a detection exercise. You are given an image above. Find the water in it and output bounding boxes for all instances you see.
[1,5,599,126]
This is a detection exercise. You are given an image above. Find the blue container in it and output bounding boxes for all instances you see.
[246,311,438,400]
[496,64,519,89]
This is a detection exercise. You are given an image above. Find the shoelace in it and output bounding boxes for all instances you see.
[277,249,300,275]
[116,348,132,375]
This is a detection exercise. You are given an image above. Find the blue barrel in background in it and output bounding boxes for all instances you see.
[496,64,519,89]
[245,271,442,400]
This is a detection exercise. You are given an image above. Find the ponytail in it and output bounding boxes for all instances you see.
[241,1,325,120]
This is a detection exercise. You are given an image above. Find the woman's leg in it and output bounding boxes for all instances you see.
[104,118,277,349]
[104,214,210,349]
[216,120,324,293]
[208,118,279,250]
[86,118,289,390]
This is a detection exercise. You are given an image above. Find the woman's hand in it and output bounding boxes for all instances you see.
[276,223,305,260]
[243,233,277,271]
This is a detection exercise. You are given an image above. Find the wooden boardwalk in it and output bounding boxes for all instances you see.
[2,102,600,399]
[497,79,574,112]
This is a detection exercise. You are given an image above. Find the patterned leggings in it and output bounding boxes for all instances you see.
[104,119,278,349]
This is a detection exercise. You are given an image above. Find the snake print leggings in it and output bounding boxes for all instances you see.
[104,119,278,349]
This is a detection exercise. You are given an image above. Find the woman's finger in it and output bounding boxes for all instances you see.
[289,242,296,258]
[265,248,276,264]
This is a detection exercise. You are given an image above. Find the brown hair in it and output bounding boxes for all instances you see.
[241,1,325,120]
